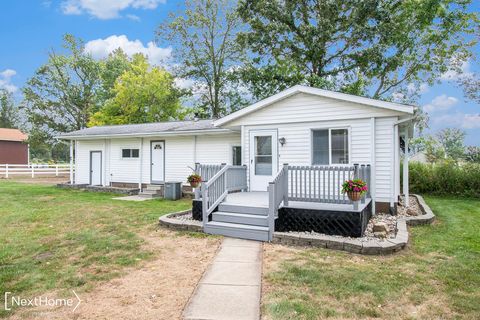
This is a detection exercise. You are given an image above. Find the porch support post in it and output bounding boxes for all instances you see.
[283,163,289,206]
[403,129,409,207]
[139,137,143,190]
[194,162,200,200]
[69,140,74,184]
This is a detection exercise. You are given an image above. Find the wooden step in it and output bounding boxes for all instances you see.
[145,185,163,191]
[204,221,269,241]
[218,203,268,216]
[212,211,268,227]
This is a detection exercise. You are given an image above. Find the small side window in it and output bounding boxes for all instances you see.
[122,149,131,158]
[122,149,140,158]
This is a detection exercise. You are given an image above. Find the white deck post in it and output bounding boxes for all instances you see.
[403,129,409,207]
[139,137,143,190]
[69,140,74,184]
[283,163,289,206]
[5,164,9,178]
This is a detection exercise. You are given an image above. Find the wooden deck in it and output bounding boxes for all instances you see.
[225,192,371,212]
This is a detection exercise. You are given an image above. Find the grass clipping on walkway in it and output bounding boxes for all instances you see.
[0,181,192,317]
[262,196,480,320]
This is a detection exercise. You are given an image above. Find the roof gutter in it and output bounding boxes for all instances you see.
[55,128,233,140]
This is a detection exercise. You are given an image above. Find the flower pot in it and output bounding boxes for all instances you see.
[190,181,200,188]
[347,191,362,202]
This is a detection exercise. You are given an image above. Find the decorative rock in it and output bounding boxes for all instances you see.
[373,231,387,238]
[372,222,389,233]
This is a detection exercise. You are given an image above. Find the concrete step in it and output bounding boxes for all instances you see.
[145,185,163,191]
[218,203,268,216]
[212,211,268,227]
[138,192,161,198]
[141,190,162,195]
[204,221,269,242]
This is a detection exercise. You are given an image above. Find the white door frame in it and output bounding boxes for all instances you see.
[150,140,165,184]
[249,129,278,191]
[89,150,102,186]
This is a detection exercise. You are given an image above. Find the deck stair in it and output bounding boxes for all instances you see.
[139,184,163,198]
[204,193,271,241]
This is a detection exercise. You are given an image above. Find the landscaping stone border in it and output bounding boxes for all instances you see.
[57,183,139,195]
[158,210,203,232]
[159,194,435,255]
[273,194,435,255]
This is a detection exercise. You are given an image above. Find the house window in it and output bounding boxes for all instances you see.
[232,146,242,165]
[122,148,140,158]
[312,129,349,165]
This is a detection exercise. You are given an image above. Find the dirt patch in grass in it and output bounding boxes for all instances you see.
[9,229,221,320]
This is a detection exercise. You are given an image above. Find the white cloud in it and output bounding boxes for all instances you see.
[423,94,458,113]
[174,78,196,90]
[84,35,172,66]
[0,69,18,93]
[432,113,480,130]
[61,0,165,19]
[440,58,472,81]
[126,14,141,21]
[407,82,429,95]
[462,114,480,129]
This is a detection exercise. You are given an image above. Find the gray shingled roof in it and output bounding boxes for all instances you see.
[59,120,220,138]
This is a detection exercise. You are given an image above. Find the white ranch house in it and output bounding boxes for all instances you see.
[59,85,414,241]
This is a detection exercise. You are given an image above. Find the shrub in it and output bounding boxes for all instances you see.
[408,161,480,197]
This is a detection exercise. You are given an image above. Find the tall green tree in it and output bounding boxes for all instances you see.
[22,34,102,138]
[436,128,465,161]
[237,0,477,101]
[157,0,245,118]
[89,54,183,126]
[97,49,132,107]
[0,89,19,128]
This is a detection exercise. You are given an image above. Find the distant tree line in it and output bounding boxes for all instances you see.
[2,0,477,162]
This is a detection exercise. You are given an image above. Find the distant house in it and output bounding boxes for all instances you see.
[0,128,29,164]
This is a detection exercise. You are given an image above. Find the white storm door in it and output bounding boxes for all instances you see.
[90,151,102,186]
[151,141,165,183]
[249,130,278,191]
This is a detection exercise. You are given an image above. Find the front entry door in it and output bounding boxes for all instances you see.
[90,151,102,186]
[249,130,278,191]
[151,141,165,183]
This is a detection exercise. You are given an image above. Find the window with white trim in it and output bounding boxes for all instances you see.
[232,146,242,165]
[312,128,349,165]
[122,148,139,158]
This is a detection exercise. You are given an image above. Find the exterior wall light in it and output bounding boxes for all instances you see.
[279,137,286,146]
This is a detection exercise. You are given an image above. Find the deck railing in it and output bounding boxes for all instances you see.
[195,163,224,182]
[267,164,289,240]
[201,165,247,223]
[287,164,371,204]
[0,163,71,178]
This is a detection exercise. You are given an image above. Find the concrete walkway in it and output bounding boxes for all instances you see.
[183,238,262,320]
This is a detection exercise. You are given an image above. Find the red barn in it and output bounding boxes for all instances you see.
[0,128,29,164]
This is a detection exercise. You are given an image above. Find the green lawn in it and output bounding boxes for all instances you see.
[262,196,480,320]
[0,181,191,317]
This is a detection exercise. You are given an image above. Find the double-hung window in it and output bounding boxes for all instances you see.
[312,128,349,165]
[122,148,139,158]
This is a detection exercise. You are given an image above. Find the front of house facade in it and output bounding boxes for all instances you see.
[59,85,414,214]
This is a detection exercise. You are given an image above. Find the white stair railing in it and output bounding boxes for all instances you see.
[267,164,289,241]
[201,165,247,223]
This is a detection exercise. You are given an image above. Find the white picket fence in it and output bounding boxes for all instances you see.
[0,164,72,178]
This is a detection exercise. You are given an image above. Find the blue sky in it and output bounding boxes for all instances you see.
[0,0,478,145]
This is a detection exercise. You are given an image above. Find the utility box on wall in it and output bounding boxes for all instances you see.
[165,181,182,200]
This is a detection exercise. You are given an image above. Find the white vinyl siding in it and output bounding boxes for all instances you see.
[227,92,404,127]
[75,140,106,185]
[74,133,240,186]
[375,117,397,203]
